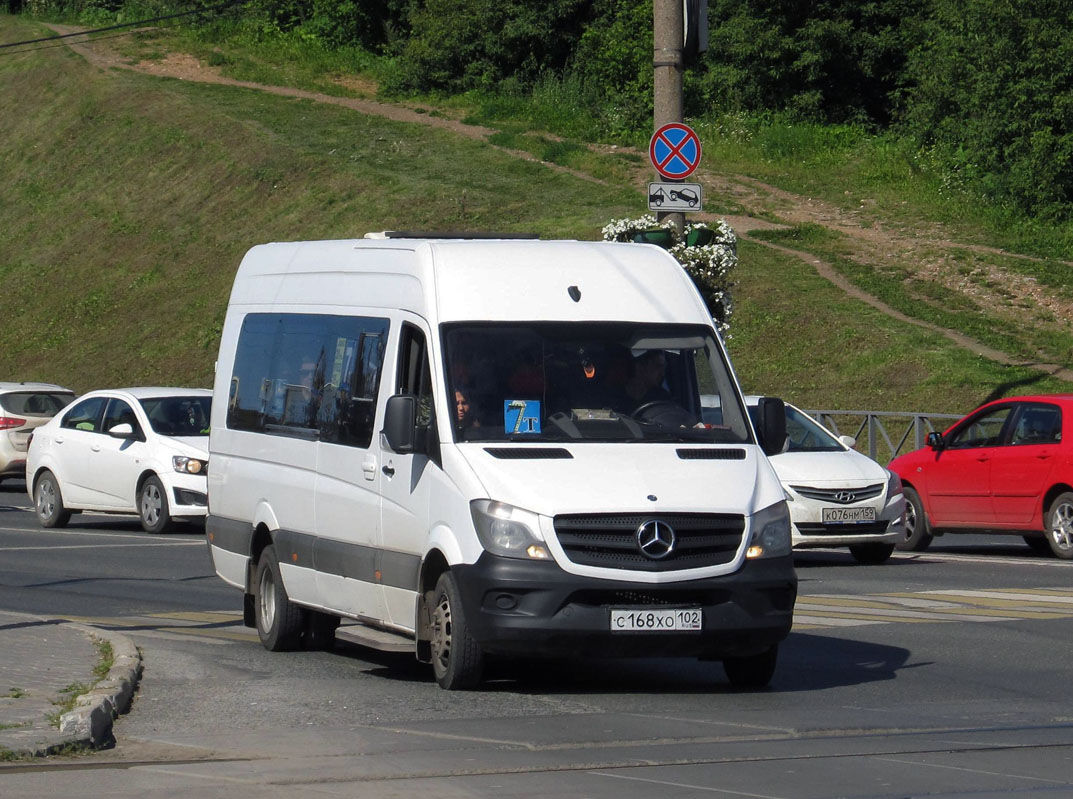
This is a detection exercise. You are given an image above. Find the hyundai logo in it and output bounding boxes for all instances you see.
[834,490,857,503]
[636,520,676,560]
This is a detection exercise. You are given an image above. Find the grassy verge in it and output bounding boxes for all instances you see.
[4,13,1072,413]
[728,238,1073,415]
[43,638,112,728]
[748,225,1073,367]
[0,16,637,391]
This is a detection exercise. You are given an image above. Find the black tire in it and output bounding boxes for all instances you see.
[1023,535,1052,556]
[1044,492,1073,560]
[429,571,484,690]
[849,542,895,564]
[254,545,304,651]
[898,486,934,552]
[138,476,172,534]
[34,471,71,528]
[304,609,339,651]
[723,645,778,689]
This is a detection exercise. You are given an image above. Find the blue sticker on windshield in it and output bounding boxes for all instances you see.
[504,399,541,434]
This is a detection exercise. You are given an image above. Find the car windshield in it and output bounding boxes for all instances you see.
[783,405,843,452]
[443,323,751,444]
[139,396,212,437]
[0,391,74,416]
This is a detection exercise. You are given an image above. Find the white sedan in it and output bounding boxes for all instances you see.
[746,397,906,564]
[26,387,211,533]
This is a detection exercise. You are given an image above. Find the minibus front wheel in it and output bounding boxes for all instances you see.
[430,571,484,690]
[255,545,304,651]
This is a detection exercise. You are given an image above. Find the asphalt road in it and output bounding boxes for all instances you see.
[2,476,1072,798]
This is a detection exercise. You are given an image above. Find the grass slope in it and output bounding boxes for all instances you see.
[2,14,1071,416]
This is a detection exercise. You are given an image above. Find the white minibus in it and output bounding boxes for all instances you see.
[207,233,796,689]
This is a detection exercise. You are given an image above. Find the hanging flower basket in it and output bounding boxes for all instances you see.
[601,215,738,337]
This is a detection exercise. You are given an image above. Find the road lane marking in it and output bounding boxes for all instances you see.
[0,525,204,541]
[916,589,1073,604]
[590,771,787,798]
[3,541,206,551]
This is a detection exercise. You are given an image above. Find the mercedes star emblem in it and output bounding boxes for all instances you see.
[636,520,676,560]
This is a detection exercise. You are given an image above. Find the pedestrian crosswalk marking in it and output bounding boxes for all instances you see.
[56,588,1073,639]
[794,587,1073,630]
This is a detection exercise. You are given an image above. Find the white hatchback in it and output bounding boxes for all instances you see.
[745,397,906,564]
[26,387,211,533]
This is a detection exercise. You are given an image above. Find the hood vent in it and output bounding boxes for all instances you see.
[676,448,746,460]
[484,447,573,459]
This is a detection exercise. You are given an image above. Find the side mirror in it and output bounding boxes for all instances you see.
[926,431,945,450]
[108,423,135,439]
[383,395,420,454]
[838,435,857,450]
[756,397,787,457]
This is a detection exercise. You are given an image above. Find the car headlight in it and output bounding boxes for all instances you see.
[470,500,550,560]
[746,500,791,559]
[173,456,207,475]
[886,468,903,499]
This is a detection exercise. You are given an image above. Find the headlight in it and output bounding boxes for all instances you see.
[470,500,549,560]
[746,500,791,559]
[173,456,207,475]
[886,468,903,499]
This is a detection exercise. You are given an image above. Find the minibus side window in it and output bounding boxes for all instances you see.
[227,313,388,448]
[396,324,439,464]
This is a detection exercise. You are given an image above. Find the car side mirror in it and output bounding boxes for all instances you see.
[927,431,945,450]
[107,423,135,439]
[383,395,425,455]
[756,397,788,457]
[838,435,857,450]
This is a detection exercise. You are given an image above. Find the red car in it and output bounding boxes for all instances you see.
[888,394,1073,559]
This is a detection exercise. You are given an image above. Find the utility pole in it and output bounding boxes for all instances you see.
[653,0,685,234]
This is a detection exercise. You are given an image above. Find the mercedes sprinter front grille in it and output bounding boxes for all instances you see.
[552,513,745,571]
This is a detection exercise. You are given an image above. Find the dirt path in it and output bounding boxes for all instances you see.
[48,24,1073,382]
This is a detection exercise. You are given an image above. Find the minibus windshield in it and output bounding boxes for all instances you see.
[443,323,752,444]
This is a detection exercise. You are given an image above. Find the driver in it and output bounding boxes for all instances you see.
[625,350,672,406]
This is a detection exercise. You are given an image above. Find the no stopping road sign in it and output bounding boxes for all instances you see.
[649,123,702,180]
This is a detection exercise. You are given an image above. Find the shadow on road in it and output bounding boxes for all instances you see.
[343,631,914,695]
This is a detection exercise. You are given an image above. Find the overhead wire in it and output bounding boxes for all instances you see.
[0,20,191,57]
[0,1,243,56]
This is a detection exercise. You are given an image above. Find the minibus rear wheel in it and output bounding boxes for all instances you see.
[255,545,304,651]
[430,571,484,690]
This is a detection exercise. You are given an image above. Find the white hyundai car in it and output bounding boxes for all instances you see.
[26,387,211,533]
[745,397,906,564]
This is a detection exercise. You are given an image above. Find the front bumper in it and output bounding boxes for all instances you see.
[163,472,209,518]
[451,553,797,660]
[789,492,905,549]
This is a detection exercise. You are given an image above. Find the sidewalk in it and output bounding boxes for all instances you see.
[0,611,141,757]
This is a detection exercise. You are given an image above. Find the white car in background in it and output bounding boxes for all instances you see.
[0,382,75,484]
[744,397,906,564]
[26,387,211,533]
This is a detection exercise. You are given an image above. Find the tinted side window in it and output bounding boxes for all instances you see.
[1011,404,1062,445]
[0,392,74,416]
[227,313,389,448]
[61,397,106,433]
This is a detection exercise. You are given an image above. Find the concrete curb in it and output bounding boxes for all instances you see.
[56,624,142,749]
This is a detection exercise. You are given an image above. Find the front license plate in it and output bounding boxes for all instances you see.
[822,507,876,523]
[610,608,702,632]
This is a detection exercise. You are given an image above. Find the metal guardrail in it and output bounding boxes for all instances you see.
[805,410,962,465]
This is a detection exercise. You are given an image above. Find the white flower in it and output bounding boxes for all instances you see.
[602,215,737,334]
